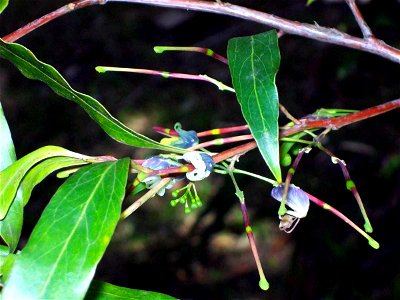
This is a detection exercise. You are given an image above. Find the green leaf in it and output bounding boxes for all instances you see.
[0,195,22,254]
[20,156,89,206]
[0,101,23,253]
[228,30,282,182]
[0,0,8,14]
[307,0,317,6]
[0,102,16,170]
[1,252,17,283]
[0,40,184,154]
[2,159,130,300]
[0,145,91,219]
[86,281,177,300]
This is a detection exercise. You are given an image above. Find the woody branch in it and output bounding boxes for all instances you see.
[2,0,400,64]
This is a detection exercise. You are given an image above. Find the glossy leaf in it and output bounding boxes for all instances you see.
[2,159,130,300]
[0,0,8,14]
[228,30,282,182]
[0,40,184,154]
[0,102,16,170]
[0,101,23,253]
[1,252,17,283]
[20,156,89,206]
[86,281,177,300]
[0,195,22,254]
[0,145,91,219]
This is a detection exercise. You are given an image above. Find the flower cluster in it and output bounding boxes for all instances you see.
[170,183,202,214]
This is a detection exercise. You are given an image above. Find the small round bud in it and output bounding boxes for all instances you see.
[280,153,292,167]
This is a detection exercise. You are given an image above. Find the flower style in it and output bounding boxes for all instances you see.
[160,122,199,149]
[271,184,310,233]
[182,152,214,181]
[141,156,182,196]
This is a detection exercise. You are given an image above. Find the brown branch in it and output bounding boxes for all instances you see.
[106,0,400,63]
[2,0,400,64]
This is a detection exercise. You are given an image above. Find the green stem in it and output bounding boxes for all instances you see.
[230,168,277,186]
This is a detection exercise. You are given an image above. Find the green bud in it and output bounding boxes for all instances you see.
[280,153,292,167]
[259,278,270,290]
[170,199,180,207]
[368,240,379,249]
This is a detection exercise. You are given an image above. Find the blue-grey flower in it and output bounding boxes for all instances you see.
[160,122,199,149]
[271,184,310,218]
[141,156,182,195]
[182,152,214,181]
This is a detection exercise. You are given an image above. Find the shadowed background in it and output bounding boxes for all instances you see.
[0,1,399,299]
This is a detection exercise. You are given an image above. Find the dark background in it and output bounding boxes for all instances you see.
[1,1,400,299]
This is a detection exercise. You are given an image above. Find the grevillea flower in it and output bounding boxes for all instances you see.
[182,152,214,181]
[160,122,199,149]
[141,156,182,196]
[271,184,310,232]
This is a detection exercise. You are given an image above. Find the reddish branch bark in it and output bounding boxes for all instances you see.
[2,0,400,64]
[213,99,400,164]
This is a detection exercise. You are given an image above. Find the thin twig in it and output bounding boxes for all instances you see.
[2,0,400,64]
[345,0,373,39]
[279,103,300,124]
[2,0,107,42]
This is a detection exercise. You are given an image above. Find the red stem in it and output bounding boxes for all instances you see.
[214,99,399,164]
[197,125,249,137]
[281,99,400,137]
[3,0,107,42]
[189,134,254,151]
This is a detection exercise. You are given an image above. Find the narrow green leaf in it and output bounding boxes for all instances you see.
[20,156,89,206]
[228,30,282,182]
[3,159,130,300]
[0,0,8,14]
[86,281,177,300]
[0,39,184,154]
[0,101,23,253]
[0,145,91,219]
